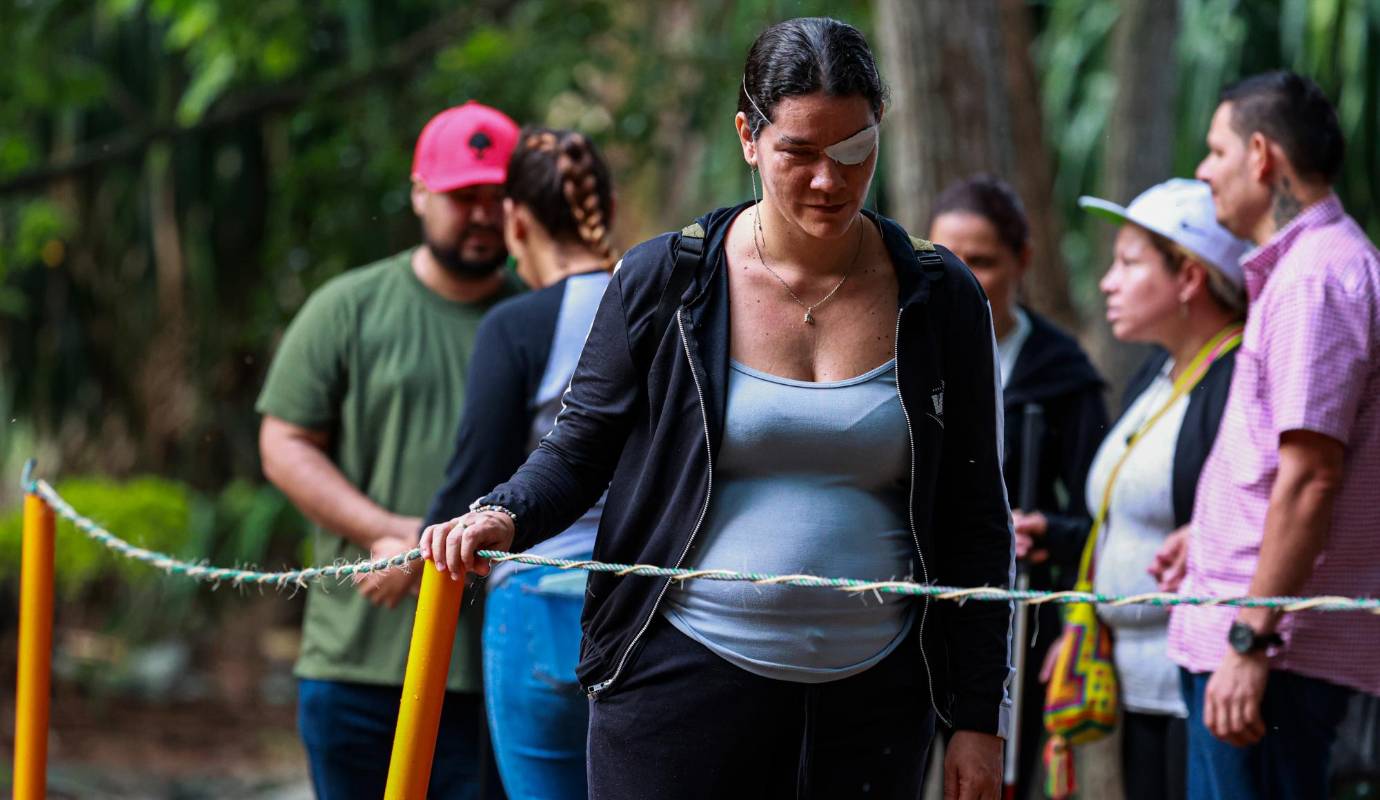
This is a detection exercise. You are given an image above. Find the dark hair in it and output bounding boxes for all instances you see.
[1220,70,1344,184]
[930,175,1030,256]
[505,127,616,268]
[739,17,887,139]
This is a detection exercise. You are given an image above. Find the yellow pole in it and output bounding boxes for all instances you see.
[384,566,464,799]
[15,494,55,800]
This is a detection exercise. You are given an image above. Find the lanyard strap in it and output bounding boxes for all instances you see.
[1073,323,1244,589]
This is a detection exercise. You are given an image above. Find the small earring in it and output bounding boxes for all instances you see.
[1179,300,1189,319]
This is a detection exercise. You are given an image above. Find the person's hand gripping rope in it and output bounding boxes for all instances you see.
[419,509,517,580]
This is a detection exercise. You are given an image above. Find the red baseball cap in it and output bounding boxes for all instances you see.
[412,101,519,193]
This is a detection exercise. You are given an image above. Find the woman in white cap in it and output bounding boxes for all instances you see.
[1064,178,1251,800]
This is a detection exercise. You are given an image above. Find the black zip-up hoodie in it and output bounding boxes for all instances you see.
[478,203,1015,736]
[1002,309,1107,590]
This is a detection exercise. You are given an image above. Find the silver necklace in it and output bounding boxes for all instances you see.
[751,202,864,325]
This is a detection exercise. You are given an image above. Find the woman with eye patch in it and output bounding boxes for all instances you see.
[421,17,1013,799]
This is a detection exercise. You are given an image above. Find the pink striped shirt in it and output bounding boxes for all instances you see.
[1168,195,1380,696]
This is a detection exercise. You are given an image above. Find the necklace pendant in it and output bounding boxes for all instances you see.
[803,309,815,325]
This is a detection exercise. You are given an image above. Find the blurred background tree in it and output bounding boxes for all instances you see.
[0,0,1376,647]
[0,0,870,491]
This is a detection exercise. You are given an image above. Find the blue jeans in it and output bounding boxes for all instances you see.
[1180,667,1355,799]
[298,678,501,799]
[483,566,590,800]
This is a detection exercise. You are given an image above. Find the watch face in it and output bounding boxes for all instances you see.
[1229,622,1254,653]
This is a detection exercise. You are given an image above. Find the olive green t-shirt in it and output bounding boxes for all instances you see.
[256,250,520,691]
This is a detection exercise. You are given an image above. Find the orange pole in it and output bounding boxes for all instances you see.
[14,494,55,800]
[384,566,464,799]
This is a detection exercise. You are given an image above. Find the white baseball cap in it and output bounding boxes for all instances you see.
[1079,178,1251,289]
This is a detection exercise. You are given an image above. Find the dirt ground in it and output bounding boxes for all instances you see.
[0,693,311,799]
[0,596,313,799]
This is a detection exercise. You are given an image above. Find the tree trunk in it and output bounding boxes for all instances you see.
[1101,0,1180,219]
[998,0,1079,332]
[1088,0,1181,402]
[876,0,1013,233]
[647,0,706,233]
[877,0,1081,334]
[138,143,197,469]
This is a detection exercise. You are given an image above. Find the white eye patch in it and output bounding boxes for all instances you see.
[742,76,879,165]
[823,125,878,165]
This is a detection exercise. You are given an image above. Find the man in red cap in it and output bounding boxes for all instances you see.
[256,101,520,798]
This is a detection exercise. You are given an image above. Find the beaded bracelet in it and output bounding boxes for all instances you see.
[469,502,518,524]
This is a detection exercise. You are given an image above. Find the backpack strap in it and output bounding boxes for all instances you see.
[655,222,704,336]
[909,234,936,252]
[908,233,946,273]
[637,222,704,371]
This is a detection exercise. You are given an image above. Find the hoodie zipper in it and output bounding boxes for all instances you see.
[587,307,715,698]
[895,306,953,728]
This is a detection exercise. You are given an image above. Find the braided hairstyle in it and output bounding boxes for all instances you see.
[505,127,616,269]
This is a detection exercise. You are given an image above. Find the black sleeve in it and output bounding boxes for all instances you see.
[1172,351,1237,527]
[479,268,645,551]
[932,264,1015,737]
[423,310,539,531]
[1041,384,1109,573]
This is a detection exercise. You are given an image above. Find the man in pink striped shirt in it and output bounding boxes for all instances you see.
[1155,71,1380,799]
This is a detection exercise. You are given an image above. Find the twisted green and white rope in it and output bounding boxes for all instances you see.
[29,477,423,590]
[468,552,1380,614]
[18,463,1380,613]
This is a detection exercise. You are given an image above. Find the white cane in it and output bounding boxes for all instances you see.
[1004,403,1043,800]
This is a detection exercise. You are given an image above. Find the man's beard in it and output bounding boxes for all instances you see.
[426,231,506,279]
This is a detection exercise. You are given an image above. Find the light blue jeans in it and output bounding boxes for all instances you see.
[483,565,590,800]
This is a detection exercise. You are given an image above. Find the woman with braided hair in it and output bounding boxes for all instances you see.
[422,126,616,800]
[423,17,1011,799]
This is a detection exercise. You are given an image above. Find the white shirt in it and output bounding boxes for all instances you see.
[1085,359,1189,717]
[996,306,1032,388]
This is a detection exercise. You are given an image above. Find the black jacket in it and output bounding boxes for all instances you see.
[479,203,1015,735]
[1118,347,1238,528]
[1002,309,1107,590]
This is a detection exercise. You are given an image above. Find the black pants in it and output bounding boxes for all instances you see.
[587,617,936,799]
[1122,710,1186,800]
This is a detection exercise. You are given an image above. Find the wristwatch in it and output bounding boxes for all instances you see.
[1228,621,1284,655]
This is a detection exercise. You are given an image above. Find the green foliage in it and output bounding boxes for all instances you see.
[1038,0,1380,317]
[14,201,71,263]
[0,477,311,663]
[0,477,192,600]
[0,0,1374,497]
[0,0,872,484]
[188,478,312,571]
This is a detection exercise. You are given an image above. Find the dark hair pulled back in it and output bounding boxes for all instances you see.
[505,126,616,268]
[739,17,887,139]
[931,174,1030,257]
